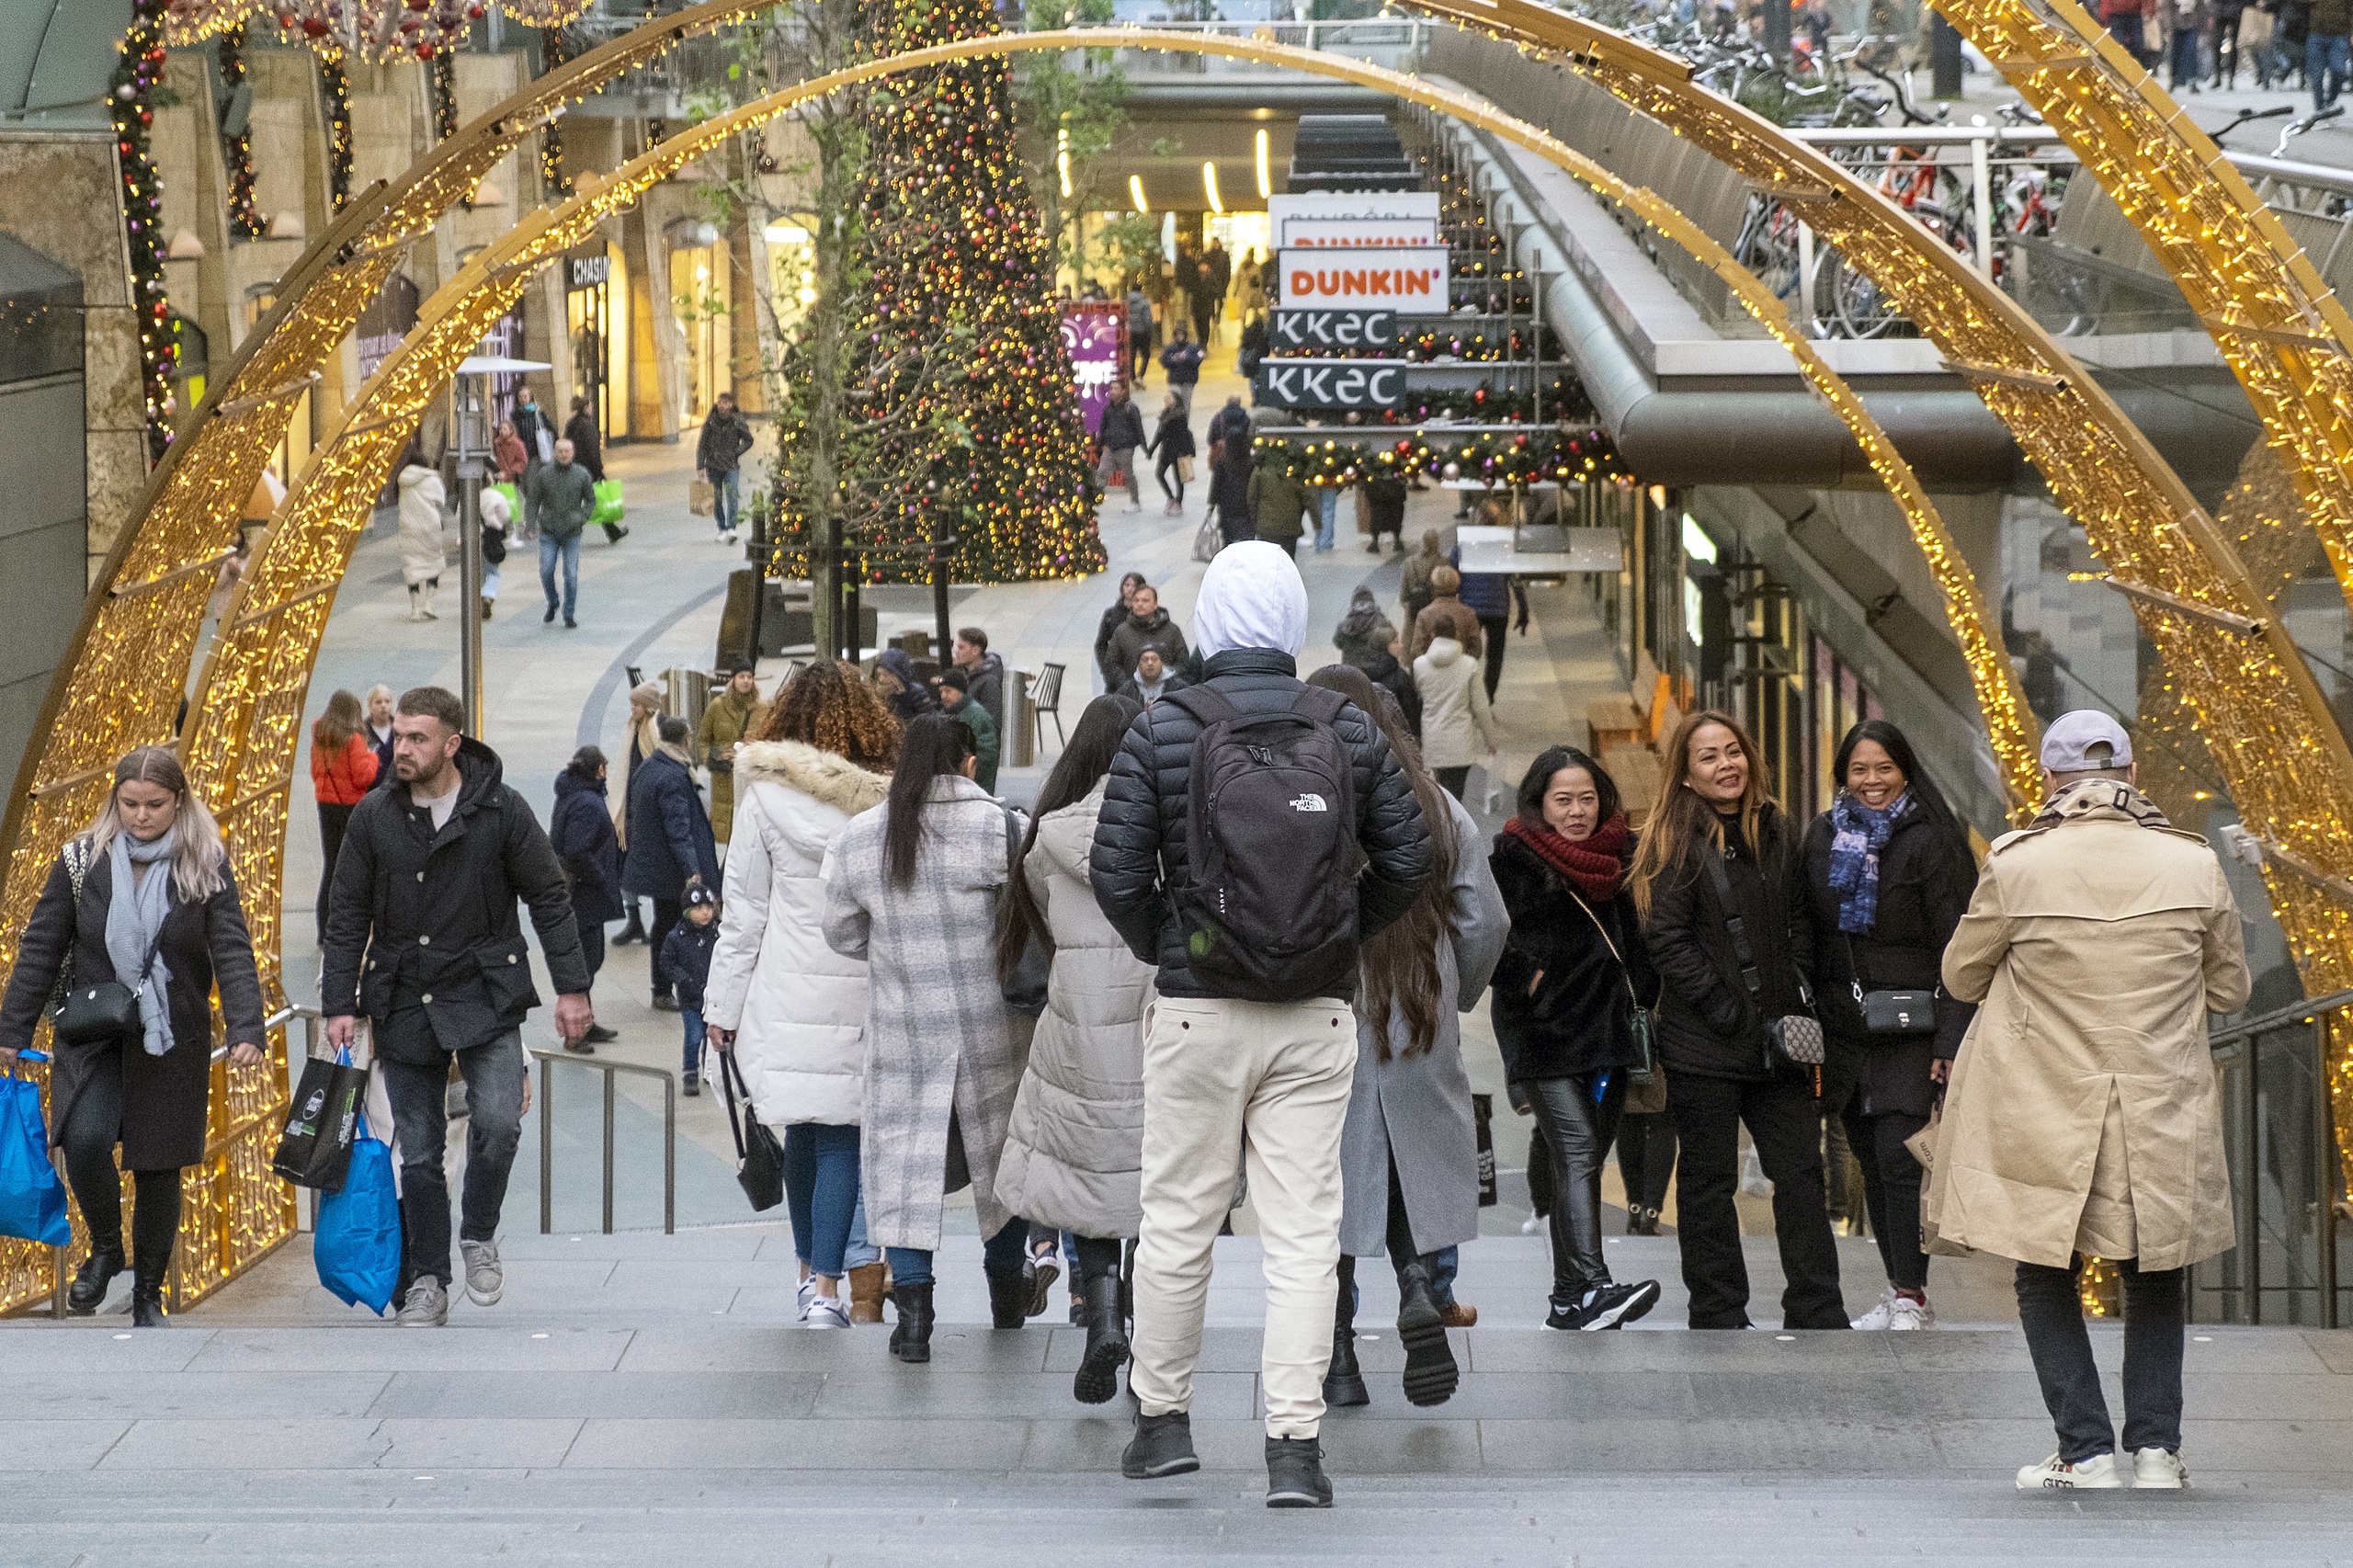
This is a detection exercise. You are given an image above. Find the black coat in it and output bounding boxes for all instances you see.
[368,723,397,791]
[621,751,721,901]
[1793,807,1977,1120]
[696,408,755,475]
[1640,807,1814,1082]
[1146,409,1196,460]
[551,768,624,926]
[1346,646,1422,741]
[661,917,719,1010]
[1099,399,1146,451]
[1488,835,1657,1081]
[1090,647,1431,1000]
[1209,458,1255,542]
[563,410,604,481]
[323,738,592,1065]
[1095,600,1133,689]
[0,847,266,1170]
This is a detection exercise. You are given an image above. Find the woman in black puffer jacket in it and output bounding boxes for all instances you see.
[1490,746,1662,1331]
[1631,710,1845,1332]
[1794,719,1976,1331]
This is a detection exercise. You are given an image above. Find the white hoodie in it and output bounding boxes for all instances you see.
[1191,539,1308,660]
[1414,635,1497,769]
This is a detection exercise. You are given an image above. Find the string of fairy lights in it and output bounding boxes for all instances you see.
[116,0,177,460]
[218,20,267,239]
[319,49,353,208]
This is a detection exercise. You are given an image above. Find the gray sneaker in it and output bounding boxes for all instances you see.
[395,1278,449,1327]
[459,1239,503,1307]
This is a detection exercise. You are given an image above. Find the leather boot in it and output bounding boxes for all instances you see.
[847,1262,887,1324]
[67,1238,125,1315]
[986,1268,1029,1330]
[616,911,647,946]
[1396,1262,1458,1407]
[1074,1270,1129,1405]
[888,1281,934,1364]
[1324,1270,1369,1408]
[129,1248,169,1329]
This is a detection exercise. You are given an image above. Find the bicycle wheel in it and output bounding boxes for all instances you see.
[1827,253,1903,338]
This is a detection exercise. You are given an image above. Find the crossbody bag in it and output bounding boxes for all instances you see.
[1699,842,1824,1066]
[1561,883,1656,1083]
[51,844,168,1050]
[1843,933,1938,1037]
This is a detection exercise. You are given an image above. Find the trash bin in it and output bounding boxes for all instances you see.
[664,666,715,733]
[1006,667,1035,768]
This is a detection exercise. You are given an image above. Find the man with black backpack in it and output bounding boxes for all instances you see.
[1091,540,1430,1509]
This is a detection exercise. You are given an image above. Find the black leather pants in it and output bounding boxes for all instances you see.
[1527,1071,1626,1304]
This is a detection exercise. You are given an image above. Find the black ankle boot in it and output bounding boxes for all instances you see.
[888,1281,934,1363]
[1396,1262,1458,1407]
[1323,1324,1370,1407]
[68,1239,125,1316]
[1074,1271,1130,1405]
[129,1250,168,1328]
[986,1268,1029,1330]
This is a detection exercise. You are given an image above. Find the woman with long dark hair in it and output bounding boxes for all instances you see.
[1308,665,1508,1411]
[708,662,899,1327]
[1796,719,1977,1330]
[823,713,1036,1363]
[1631,710,1846,1331]
[993,695,1153,1402]
[1491,745,1665,1330]
[0,747,266,1325]
[309,688,377,946]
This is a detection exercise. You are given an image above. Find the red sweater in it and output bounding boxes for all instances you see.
[311,729,379,805]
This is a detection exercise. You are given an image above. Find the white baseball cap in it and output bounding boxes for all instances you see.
[2040,710,2132,772]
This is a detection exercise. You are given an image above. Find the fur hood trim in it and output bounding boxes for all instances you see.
[733,739,890,815]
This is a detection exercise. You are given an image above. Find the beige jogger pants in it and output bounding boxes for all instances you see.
[1127,994,1357,1438]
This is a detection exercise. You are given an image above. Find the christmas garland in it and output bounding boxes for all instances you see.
[540,27,574,197]
[429,48,458,141]
[219,20,267,239]
[1253,421,1633,489]
[319,51,352,209]
[114,0,176,460]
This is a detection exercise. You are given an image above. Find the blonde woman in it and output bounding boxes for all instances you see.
[610,681,665,945]
[0,747,266,1325]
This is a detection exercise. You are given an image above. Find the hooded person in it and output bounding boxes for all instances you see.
[397,458,448,621]
[1333,588,1392,668]
[1091,540,1433,1508]
[872,647,937,725]
[697,663,767,843]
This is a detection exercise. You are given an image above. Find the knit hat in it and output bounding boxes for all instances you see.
[937,666,972,693]
[630,681,663,710]
[685,882,719,909]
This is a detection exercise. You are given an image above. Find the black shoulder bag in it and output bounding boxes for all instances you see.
[1562,884,1656,1082]
[51,846,169,1050]
[997,805,1050,1018]
[1699,842,1823,1066]
[1844,933,1938,1037]
[716,1049,785,1212]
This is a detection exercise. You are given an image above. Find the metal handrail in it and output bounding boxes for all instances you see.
[2208,986,2353,1050]
[529,1048,676,1236]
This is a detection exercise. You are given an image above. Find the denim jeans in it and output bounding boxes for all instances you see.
[681,1006,706,1078]
[1313,489,1338,551]
[2311,32,2351,109]
[2015,1256,2187,1462]
[381,1029,528,1287]
[887,1218,1029,1288]
[539,531,580,619]
[710,469,741,533]
[783,1123,860,1279]
[845,1191,880,1269]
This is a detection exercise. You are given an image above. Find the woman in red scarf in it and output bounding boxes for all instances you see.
[1489,746,1663,1330]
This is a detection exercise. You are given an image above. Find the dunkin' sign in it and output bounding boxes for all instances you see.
[1277,248,1450,309]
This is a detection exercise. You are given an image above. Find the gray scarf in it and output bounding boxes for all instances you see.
[106,828,176,1057]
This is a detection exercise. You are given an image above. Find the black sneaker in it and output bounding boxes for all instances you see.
[682,1073,700,1097]
[1121,1412,1200,1479]
[543,605,557,623]
[1265,1436,1333,1508]
[1549,1279,1661,1332]
[583,1024,620,1044]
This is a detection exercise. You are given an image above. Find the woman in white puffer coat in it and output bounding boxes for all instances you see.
[396,456,448,621]
[993,694,1152,1404]
[704,662,899,1328]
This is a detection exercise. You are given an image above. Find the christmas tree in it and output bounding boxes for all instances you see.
[769,0,1105,585]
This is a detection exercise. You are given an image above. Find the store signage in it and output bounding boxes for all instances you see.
[1276,249,1449,309]
[1268,192,1441,247]
[1272,309,1397,351]
[568,255,610,289]
[1059,301,1126,437]
[1253,358,1410,409]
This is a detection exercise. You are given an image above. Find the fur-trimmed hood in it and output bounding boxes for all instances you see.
[733,739,890,816]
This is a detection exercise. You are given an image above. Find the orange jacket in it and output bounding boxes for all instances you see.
[310,729,379,805]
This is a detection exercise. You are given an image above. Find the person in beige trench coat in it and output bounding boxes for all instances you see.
[1927,711,2249,1493]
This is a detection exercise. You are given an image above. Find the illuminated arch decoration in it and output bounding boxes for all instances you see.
[6,8,2347,1307]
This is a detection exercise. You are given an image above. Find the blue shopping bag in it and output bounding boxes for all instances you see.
[313,1112,401,1315]
[0,1050,71,1247]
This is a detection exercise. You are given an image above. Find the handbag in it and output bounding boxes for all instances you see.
[717,1048,785,1211]
[1700,842,1824,1066]
[688,477,715,517]
[997,806,1050,1018]
[1843,934,1938,1037]
[1191,510,1222,564]
[1473,1092,1496,1207]
[1176,454,1196,484]
[51,903,166,1051]
[1560,881,1657,1083]
[480,523,506,565]
[0,1050,71,1247]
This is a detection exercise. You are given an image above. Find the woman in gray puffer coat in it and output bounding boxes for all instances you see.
[994,695,1151,1405]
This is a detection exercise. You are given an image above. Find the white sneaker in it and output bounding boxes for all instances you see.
[1849,1286,1898,1329]
[1520,1212,1545,1235]
[796,1274,815,1322]
[2017,1451,2126,1491]
[2131,1447,2189,1489]
[1887,1293,1935,1330]
[806,1295,851,1330]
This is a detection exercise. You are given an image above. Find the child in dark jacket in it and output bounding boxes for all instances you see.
[662,883,721,1094]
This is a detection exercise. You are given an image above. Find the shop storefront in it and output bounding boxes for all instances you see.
[565,244,630,443]
[668,222,733,426]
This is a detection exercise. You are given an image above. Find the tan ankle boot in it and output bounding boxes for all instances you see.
[847,1262,887,1324]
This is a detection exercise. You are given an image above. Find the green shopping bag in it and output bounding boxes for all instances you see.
[591,479,625,528]
[490,481,519,512]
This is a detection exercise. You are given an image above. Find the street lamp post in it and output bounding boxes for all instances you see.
[452,354,551,734]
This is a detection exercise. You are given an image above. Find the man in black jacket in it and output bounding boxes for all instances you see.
[1091,540,1428,1509]
[323,686,594,1328]
[696,391,756,544]
[1097,382,1147,513]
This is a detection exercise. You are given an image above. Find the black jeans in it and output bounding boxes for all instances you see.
[1477,614,1507,701]
[2015,1256,2186,1462]
[1666,1069,1847,1329]
[1155,452,1185,505]
[577,918,606,991]
[59,1048,181,1269]
[1614,1110,1677,1216]
[1527,1072,1625,1303]
[1838,1099,1929,1290]
[647,896,683,995]
[316,801,355,946]
[381,1030,528,1287]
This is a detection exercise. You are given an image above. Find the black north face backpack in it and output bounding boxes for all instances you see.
[1164,685,1368,1002]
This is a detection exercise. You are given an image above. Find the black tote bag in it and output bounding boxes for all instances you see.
[273,1051,369,1192]
[718,1049,785,1212]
